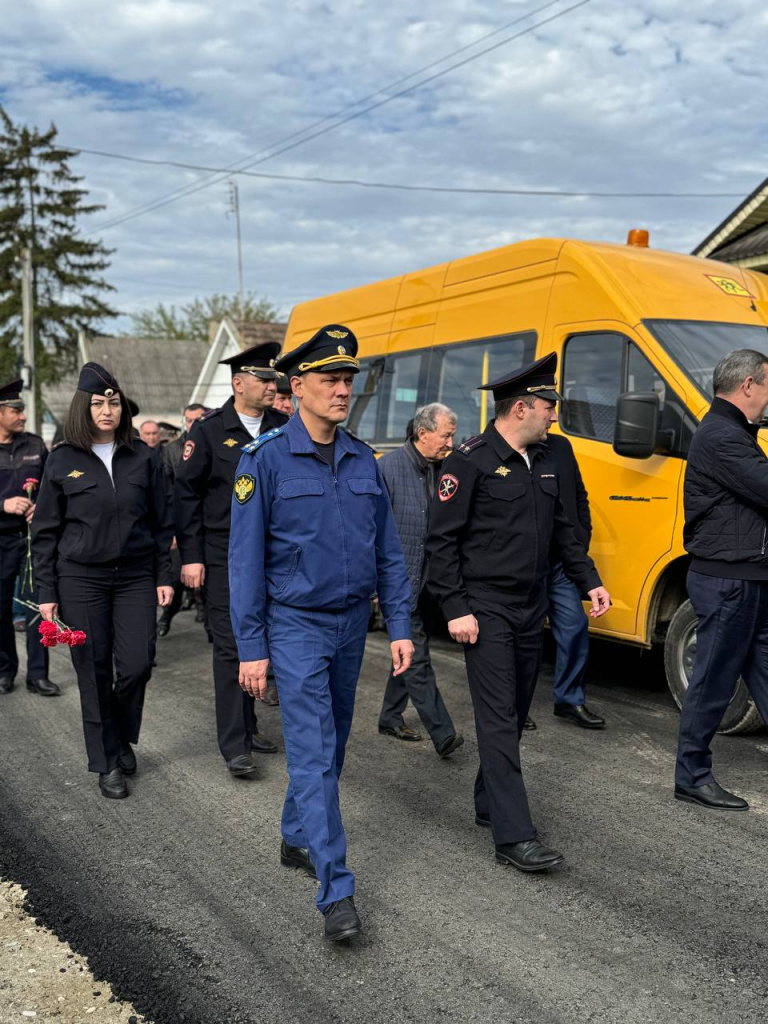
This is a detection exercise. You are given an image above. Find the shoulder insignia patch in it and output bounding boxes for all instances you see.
[241,426,284,454]
[495,465,511,477]
[67,470,84,478]
[438,473,460,502]
[201,407,221,421]
[457,435,486,455]
[182,440,196,461]
[234,474,255,504]
[223,438,239,447]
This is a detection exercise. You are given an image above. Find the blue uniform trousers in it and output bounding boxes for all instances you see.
[547,563,589,707]
[676,570,768,788]
[267,598,370,911]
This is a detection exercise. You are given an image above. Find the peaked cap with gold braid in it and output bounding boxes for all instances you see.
[275,324,359,378]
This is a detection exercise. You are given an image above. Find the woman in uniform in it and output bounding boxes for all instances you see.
[32,363,174,799]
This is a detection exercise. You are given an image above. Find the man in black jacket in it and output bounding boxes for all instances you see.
[676,347,768,811]
[541,434,605,730]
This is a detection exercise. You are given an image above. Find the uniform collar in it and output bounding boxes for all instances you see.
[485,420,542,465]
[286,407,360,459]
[710,395,760,437]
[221,396,248,433]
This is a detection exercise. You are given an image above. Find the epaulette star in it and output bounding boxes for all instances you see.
[241,427,284,454]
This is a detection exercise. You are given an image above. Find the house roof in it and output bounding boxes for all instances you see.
[42,334,210,422]
[189,318,287,409]
[693,177,768,271]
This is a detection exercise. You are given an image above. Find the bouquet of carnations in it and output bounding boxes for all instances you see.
[38,620,87,647]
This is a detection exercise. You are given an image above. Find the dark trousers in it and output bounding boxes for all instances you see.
[58,563,157,774]
[378,604,455,747]
[0,533,49,681]
[203,559,255,761]
[463,589,548,845]
[268,599,369,910]
[676,570,768,788]
[548,563,589,707]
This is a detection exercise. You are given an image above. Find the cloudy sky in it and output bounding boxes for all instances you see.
[2,0,766,330]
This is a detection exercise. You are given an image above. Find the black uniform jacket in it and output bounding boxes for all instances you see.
[544,433,592,550]
[425,421,601,621]
[0,431,47,537]
[31,440,174,604]
[174,397,288,565]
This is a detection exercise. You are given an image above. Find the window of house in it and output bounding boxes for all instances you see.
[561,333,625,443]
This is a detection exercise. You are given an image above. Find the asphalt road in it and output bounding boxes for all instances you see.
[1,612,767,1024]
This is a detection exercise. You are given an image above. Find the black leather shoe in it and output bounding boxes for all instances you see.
[523,715,536,730]
[554,703,605,729]
[227,754,259,777]
[117,744,137,776]
[495,839,565,872]
[323,896,361,942]
[99,769,128,800]
[475,813,492,828]
[436,734,464,758]
[280,839,317,879]
[378,725,423,741]
[26,678,61,697]
[0,676,15,695]
[251,733,278,754]
[194,608,205,623]
[674,781,748,811]
[157,617,170,637]
[262,685,279,706]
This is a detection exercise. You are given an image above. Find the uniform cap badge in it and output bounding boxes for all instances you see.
[337,345,346,355]
[327,329,349,340]
[234,473,255,504]
[438,473,459,502]
[495,466,511,477]
[67,470,84,478]
[223,438,238,447]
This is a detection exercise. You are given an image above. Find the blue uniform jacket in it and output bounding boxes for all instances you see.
[228,411,412,662]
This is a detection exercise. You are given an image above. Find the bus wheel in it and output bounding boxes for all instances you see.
[663,599,764,735]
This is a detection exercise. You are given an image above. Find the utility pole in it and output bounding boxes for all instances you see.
[20,247,37,434]
[227,180,245,322]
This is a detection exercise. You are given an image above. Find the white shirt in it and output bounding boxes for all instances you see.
[520,450,531,471]
[237,412,264,439]
[92,441,116,482]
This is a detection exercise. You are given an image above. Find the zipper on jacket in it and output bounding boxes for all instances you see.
[762,525,766,555]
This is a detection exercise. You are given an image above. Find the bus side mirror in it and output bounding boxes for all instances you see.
[613,392,660,459]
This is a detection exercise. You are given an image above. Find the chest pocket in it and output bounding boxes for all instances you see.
[61,475,98,497]
[537,477,558,498]
[278,478,325,499]
[348,478,382,497]
[487,481,526,502]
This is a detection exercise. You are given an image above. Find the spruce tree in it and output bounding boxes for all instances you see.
[0,107,117,393]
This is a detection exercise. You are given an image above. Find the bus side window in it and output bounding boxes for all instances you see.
[561,333,625,443]
[348,358,385,442]
[385,352,425,441]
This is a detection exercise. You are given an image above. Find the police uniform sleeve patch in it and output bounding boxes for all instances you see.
[234,474,255,503]
[242,426,284,454]
[438,473,460,502]
[182,440,196,461]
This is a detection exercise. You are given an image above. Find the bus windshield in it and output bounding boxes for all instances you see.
[644,319,768,401]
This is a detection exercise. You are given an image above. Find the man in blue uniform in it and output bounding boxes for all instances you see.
[229,325,413,942]
[0,379,59,697]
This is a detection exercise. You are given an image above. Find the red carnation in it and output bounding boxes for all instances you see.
[68,630,87,646]
[39,621,59,637]
[41,633,59,648]
[23,477,39,492]
[56,629,72,644]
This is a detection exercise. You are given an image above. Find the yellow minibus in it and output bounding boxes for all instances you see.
[283,231,768,733]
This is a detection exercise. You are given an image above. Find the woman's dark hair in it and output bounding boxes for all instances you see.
[63,389,134,449]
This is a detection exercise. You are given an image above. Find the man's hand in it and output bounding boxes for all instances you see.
[39,603,58,622]
[157,586,174,607]
[239,659,270,700]
[587,587,611,618]
[3,496,31,516]
[390,639,414,677]
[181,562,205,588]
[25,504,36,523]
[448,614,479,644]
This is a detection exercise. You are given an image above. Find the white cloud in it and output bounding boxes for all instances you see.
[1,0,766,329]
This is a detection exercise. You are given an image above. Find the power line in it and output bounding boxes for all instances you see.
[72,149,747,199]
[85,0,593,233]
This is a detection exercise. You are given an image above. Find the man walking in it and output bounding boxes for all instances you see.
[229,324,412,942]
[675,348,768,810]
[174,343,285,776]
[377,402,463,756]
[426,354,610,872]
[0,380,60,697]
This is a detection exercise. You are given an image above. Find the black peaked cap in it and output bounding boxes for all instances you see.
[479,352,563,402]
[78,362,121,397]
[0,379,24,408]
[275,324,359,378]
[218,342,281,380]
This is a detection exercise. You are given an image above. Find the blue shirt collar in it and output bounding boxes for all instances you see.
[285,408,360,459]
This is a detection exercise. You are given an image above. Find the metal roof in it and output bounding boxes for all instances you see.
[693,177,768,262]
